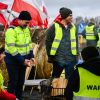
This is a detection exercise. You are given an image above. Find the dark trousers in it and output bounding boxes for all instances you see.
[52,61,76,79]
[6,63,26,100]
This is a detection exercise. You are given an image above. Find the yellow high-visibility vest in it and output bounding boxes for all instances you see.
[74,67,100,100]
[50,23,77,55]
[97,32,100,47]
[0,71,4,90]
[85,25,96,40]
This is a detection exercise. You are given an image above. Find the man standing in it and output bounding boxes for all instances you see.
[5,11,35,100]
[45,7,78,79]
[82,18,99,47]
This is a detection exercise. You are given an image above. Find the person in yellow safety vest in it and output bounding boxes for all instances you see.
[0,46,5,91]
[97,30,100,54]
[82,18,99,47]
[65,46,100,100]
[45,7,78,79]
[0,46,16,100]
[4,11,36,100]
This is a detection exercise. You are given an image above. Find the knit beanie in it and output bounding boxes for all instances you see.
[18,11,32,20]
[81,46,99,61]
[59,7,72,19]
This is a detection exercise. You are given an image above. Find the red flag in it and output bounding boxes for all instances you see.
[0,2,8,10]
[42,0,48,28]
[43,18,48,28]
[0,13,7,27]
[11,0,43,27]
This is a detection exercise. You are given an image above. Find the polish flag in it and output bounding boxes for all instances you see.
[41,0,48,28]
[11,0,43,27]
[0,13,7,27]
[0,2,8,10]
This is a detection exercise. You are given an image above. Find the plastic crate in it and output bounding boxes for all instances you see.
[40,79,66,100]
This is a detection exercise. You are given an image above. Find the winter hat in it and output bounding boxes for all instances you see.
[18,11,32,20]
[59,7,72,19]
[81,46,99,61]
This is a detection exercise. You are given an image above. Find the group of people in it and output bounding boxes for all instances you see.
[0,7,100,100]
[46,7,100,100]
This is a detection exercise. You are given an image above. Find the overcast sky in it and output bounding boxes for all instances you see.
[1,0,100,23]
[44,0,100,23]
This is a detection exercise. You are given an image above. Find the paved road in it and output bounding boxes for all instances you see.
[22,88,41,100]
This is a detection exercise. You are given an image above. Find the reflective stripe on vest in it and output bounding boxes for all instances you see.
[50,23,77,55]
[74,67,100,100]
[97,32,100,47]
[74,96,100,100]
[85,25,96,40]
[5,26,32,56]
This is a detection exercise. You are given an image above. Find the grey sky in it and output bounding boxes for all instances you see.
[1,0,100,23]
[44,0,100,23]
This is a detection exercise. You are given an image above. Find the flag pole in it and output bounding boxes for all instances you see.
[32,0,44,29]
[3,0,15,36]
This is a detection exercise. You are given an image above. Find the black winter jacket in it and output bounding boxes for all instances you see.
[65,57,100,100]
[45,22,79,64]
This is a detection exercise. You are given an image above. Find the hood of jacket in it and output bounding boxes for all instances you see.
[54,14,72,27]
[77,57,100,76]
[54,15,64,26]
[10,18,20,27]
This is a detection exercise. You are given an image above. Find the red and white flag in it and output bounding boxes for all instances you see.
[41,0,48,28]
[0,13,7,27]
[0,2,8,10]
[11,0,43,27]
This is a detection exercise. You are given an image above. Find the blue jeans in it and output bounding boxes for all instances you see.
[52,60,77,79]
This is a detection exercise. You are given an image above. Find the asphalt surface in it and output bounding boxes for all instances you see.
[22,87,66,100]
[22,87,41,100]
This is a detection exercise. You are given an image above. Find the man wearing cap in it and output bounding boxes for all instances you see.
[5,11,35,100]
[45,7,78,79]
[65,46,100,100]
